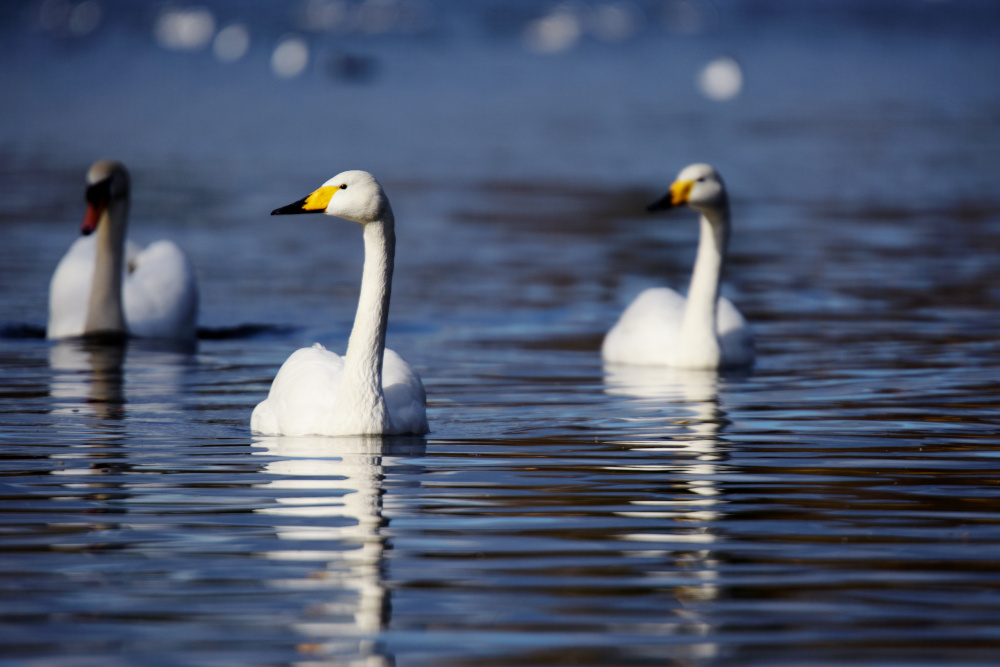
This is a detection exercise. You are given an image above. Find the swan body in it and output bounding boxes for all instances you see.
[47,160,198,341]
[603,163,753,369]
[251,170,429,437]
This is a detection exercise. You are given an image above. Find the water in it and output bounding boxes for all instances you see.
[2,1,1000,664]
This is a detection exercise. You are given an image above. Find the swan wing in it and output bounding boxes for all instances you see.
[382,348,429,435]
[717,296,755,367]
[603,288,754,367]
[251,345,428,436]
[251,344,345,436]
[602,287,685,365]
[47,236,97,339]
[123,240,199,340]
[124,240,142,269]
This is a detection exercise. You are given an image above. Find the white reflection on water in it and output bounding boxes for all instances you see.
[252,435,424,660]
[48,338,194,422]
[603,364,725,650]
[48,338,127,421]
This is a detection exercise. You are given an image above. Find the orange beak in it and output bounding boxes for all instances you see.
[81,201,104,235]
[81,180,108,235]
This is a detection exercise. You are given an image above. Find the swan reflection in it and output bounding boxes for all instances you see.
[603,364,728,653]
[252,435,425,661]
[49,337,127,420]
[49,337,194,422]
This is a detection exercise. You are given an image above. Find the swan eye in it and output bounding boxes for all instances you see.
[339,184,347,190]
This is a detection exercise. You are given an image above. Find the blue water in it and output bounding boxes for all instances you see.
[2,1,1000,665]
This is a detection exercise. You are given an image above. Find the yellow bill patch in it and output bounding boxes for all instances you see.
[669,179,695,206]
[303,186,337,211]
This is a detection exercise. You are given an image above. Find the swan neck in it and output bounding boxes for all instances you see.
[84,201,128,335]
[679,206,729,362]
[341,212,395,421]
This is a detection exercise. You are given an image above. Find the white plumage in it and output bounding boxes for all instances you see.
[604,287,752,367]
[251,344,427,437]
[603,163,754,369]
[251,170,429,437]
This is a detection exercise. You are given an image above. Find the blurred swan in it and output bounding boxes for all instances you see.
[603,163,753,369]
[47,160,199,341]
[251,170,429,437]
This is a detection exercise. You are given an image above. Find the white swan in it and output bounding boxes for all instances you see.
[602,163,754,369]
[251,170,429,437]
[47,160,199,341]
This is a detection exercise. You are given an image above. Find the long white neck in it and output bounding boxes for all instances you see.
[337,212,395,432]
[84,201,128,336]
[678,204,729,368]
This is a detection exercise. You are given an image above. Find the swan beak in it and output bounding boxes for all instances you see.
[81,181,108,235]
[647,179,694,212]
[81,202,103,235]
[271,185,337,215]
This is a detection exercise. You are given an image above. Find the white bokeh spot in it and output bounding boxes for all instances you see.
[698,57,743,101]
[213,23,250,62]
[272,36,310,78]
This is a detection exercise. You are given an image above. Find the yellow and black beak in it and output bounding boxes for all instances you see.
[647,179,694,212]
[271,185,337,215]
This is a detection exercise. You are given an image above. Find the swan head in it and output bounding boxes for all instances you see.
[271,170,390,225]
[648,163,728,216]
[82,160,129,235]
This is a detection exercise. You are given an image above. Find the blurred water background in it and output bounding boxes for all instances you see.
[2,1,1000,665]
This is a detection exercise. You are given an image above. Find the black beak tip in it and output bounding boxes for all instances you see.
[271,199,308,216]
[271,196,322,216]
[646,195,673,213]
[271,204,296,216]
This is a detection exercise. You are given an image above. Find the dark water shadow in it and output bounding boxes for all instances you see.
[1,322,298,343]
[197,323,300,341]
[0,322,46,339]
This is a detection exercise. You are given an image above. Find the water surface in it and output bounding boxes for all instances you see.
[2,2,1000,665]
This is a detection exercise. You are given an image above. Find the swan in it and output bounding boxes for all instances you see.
[47,160,199,341]
[602,163,754,369]
[251,170,429,437]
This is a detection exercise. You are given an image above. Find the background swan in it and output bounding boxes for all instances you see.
[251,170,429,437]
[603,163,754,369]
[47,160,199,341]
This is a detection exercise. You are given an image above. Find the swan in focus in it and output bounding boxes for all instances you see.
[47,160,199,341]
[251,170,429,437]
[603,163,753,369]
